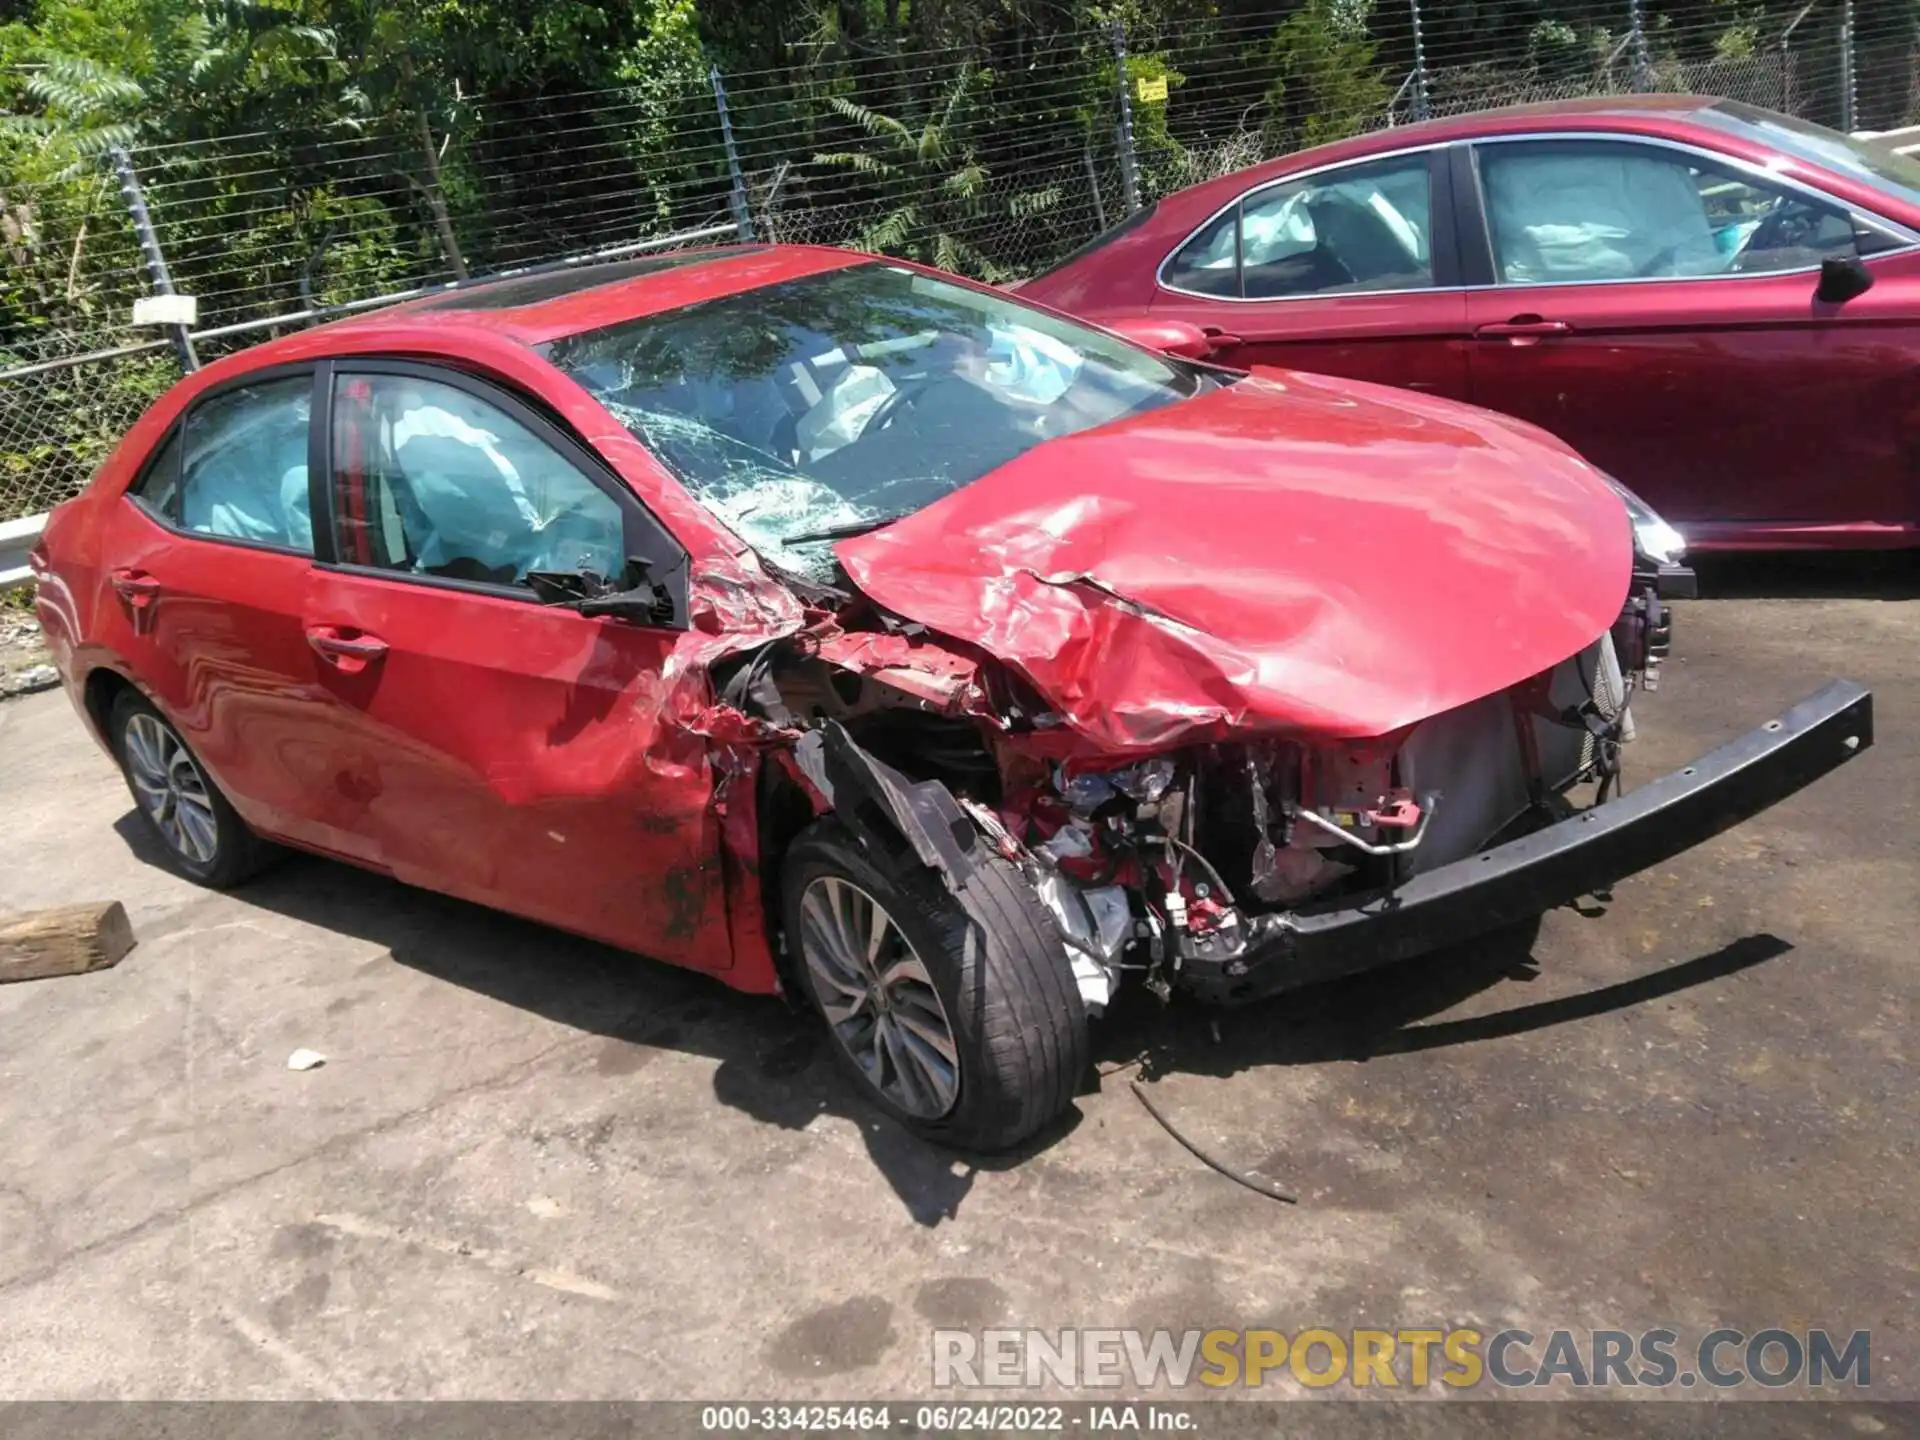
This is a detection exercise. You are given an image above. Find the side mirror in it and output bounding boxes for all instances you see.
[577,588,673,624]
[526,558,677,626]
[1103,316,1221,361]
[576,557,676,625]
[1816,254,1874,305]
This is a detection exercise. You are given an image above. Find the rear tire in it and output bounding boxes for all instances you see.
[783,818,1088,1152]
[109,690,278,888]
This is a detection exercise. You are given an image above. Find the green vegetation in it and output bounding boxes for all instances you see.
[0,0,1914,519]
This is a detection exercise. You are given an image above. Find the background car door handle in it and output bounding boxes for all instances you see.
[1475,317,1572,343]
[306,626,389,672]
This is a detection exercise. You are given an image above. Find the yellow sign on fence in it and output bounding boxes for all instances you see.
[1136,75,1169,104]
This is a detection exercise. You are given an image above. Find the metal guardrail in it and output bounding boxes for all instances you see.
[0,513,45,592]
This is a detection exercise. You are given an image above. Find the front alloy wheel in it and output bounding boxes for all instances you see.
[798,876,960,1120]
[783,818,1088,1152]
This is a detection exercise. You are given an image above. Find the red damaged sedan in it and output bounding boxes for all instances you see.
[1019,96,1920,551]
[30,245,1872,1149]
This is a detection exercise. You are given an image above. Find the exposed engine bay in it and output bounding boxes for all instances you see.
[716,556,1678,1012]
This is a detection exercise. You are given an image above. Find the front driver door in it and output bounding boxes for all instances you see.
[307,361,729,972]
[1149,148,1472,398]
[1462,135,1917,538]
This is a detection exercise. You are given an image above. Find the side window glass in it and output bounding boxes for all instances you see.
[173,377,314,552]
[1244,157,1433,298]
[129,428,184,525]
[331,374,626,588]
[1163,156,1435,300]
[1162,207,1240,296]
[1480,140,1860,285]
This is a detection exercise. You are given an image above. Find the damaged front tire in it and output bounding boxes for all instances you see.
[783,819,1088,1152]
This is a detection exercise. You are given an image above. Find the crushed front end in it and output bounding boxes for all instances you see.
[999,662,1871,1008]
[726,559,1871,1013]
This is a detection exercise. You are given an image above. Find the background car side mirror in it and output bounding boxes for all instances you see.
[1103,317,1220,360]
[1815,255,1874,305]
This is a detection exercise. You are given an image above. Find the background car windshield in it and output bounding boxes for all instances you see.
[544,262,1196,578]
[1705,101,1920,214]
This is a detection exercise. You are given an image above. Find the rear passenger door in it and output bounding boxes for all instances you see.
[304,361,732,972]
[1149,148,1473,397]
[98,367,377,858]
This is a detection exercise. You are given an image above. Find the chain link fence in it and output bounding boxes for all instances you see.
[3,1,1917,524]
[0,346,178,521]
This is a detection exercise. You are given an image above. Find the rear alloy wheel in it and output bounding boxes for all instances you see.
[784,819,1088,1151]
[109,690,277,888]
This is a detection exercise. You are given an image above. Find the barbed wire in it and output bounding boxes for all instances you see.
[2,1,1916,520]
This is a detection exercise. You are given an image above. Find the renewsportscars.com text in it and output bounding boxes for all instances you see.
[932,1326,1874,1391]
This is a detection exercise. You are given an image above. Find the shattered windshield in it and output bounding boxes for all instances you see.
[1704,101,1920,214]
[543,261,1198,579]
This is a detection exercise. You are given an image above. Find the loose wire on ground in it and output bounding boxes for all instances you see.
[1130,1080,1297,1204]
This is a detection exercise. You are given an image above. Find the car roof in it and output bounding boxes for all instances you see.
[1313,93,1724,160]
[223,242,870,369]
[1123,94,1743,227]
[1367,91,1718,143]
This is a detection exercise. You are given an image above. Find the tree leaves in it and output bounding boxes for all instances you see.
[810,65,1037,279]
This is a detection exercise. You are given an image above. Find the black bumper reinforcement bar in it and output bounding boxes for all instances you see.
[1181,679,1873,1004]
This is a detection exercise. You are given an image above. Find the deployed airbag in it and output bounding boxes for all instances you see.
[1483,149,1723,282]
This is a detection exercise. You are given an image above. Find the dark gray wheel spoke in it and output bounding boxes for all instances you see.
[128,769,170,808]
[800,875,960,1120]
[801,888,867,993]
[173,796,218,863]
[124,717,169,797]
[891,1003,959,1066]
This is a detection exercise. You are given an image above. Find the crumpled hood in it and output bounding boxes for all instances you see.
[836,370,1632,752]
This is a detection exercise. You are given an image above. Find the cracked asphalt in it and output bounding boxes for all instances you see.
[0,555,1913,1416]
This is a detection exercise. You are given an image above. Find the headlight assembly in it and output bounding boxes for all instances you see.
[1597,472,1687,568]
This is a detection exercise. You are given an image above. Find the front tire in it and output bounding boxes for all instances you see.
[783,818,1088,1152]
[110,690,277,888]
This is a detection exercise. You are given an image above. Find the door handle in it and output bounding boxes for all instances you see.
[1474,316,1572,344]
[306,625,389,674]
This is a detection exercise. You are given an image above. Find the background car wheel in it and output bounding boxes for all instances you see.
[109,690,277,888]
[783,818,1088,1152]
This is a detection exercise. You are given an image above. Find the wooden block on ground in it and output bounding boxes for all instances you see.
[0,901,136,982]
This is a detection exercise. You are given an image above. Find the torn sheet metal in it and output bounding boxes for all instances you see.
[836,373,1633,752]
[811,629,984,713]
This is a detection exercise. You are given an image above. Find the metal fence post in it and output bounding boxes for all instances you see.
[1839,0,1857,131]
[1628,0,1653,90]
[710,65,755,242]
[1407,0,1432,122]
[109,146,196,371]
[1779,0,1817,119]
[1111,19,1142,214]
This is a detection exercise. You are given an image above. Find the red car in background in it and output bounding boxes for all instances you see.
[1020,96,1920,551]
